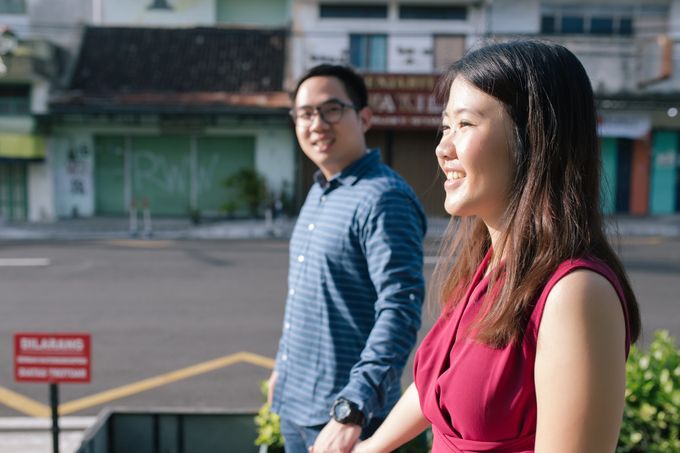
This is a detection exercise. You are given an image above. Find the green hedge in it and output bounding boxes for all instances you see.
[618,330,680,453]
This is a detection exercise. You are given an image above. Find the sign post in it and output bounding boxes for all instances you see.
[14,332,92,453]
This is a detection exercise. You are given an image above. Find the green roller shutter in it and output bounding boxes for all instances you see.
[0,162,27,221]
[650,131,678,215]
[130,136,192,216]
[600,137,617,215]
[94,136,126,215]
[196,136,255,214]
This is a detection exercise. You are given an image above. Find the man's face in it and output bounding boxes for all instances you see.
[292,76,372,179]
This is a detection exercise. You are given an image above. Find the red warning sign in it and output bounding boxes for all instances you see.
[14,332,91,383]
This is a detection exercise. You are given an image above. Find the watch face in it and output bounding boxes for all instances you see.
[335,401,351,420]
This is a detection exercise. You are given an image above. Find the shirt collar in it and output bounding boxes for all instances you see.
[313,149,380,189]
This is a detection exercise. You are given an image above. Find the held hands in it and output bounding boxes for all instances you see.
[309,419,361,453]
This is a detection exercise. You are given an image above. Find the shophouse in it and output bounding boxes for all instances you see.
[0,0,64,222]
[4,0,680,221]
[45,0,295,219]
[290,0,680,216]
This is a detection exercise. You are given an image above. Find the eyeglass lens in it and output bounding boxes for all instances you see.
[293,102,350,125]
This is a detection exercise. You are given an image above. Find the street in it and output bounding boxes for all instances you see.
[0,236,678,418]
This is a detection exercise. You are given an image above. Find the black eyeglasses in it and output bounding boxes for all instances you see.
[289,100,357,126]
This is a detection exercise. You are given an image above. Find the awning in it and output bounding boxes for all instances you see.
[0,133,45,160]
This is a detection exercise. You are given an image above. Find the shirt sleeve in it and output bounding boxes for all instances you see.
[336,189,427,420]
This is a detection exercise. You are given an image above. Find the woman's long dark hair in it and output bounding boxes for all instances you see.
[432,40,641,347]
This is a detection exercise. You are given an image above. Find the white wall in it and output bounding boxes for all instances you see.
[28,161,55,221]
[30,80,49,114]
[50,134,95,218]
[27,0,91,51]
[389,35,433,74]
[254,128,296,199]
[291,0,480,79]
[487,0,539,34]
[101,0,215,26]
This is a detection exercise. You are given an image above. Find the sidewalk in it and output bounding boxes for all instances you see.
[0,417,95,453]
[1,215,679,241]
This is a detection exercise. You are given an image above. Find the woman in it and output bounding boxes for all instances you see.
[354,40,641,452]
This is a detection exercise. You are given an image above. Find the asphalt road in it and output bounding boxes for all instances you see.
[0,237,677,418]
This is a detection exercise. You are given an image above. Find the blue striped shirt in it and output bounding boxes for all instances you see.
[271,149,427,426]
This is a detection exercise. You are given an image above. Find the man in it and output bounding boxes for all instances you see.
[268,64,427,453]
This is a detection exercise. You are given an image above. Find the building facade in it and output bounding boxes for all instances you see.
[3,0,680,221]
[290,0,680,216]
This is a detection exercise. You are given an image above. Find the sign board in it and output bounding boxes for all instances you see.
[14,333,91,383]
[364,73,442,130]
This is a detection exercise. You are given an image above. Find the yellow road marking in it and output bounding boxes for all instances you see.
[104,240,175,248]
[0,351,274,417]
[238,352,276,369]
[0,386,50,417]
[59,351,274,415]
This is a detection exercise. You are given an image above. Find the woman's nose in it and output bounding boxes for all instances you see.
[435,136,455,159]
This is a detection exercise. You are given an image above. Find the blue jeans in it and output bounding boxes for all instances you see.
[279,417,383,453]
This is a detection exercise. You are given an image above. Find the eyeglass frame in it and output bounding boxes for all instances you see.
[289,99,359,126]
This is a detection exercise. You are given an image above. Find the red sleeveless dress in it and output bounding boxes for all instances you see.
[413,251,631,452]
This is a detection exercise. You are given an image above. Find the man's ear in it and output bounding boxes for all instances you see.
[358,107,373,133]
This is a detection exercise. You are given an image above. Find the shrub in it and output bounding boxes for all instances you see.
[223,168,269,217]
[618,330,680,453]
[254,380,284,451]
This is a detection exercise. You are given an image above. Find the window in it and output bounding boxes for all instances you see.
[0,84,30,115]
[561,16,584,33]
[320,4,388,19]
[0,0,25,14]
[620,18,633,36]
[434,35,465,71]
[541,15,556,34]
[147,0,173,10]
[539,4,657,36]
[591,17,614,35]
[350,34,387,71]
[399,4,466,20]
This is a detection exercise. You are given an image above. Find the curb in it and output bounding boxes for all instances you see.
[0,417,96,432]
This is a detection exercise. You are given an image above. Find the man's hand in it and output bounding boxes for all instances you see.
[310,419,361,453]
[267,371,278,406]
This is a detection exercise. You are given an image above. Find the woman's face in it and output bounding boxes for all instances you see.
[436,76,515,228]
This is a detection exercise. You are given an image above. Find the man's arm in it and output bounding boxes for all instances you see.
[313,190,426,453]
[338,190,426,416]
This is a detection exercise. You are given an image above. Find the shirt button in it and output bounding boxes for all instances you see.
[320,196,327,202]
[289,288,295,296]
[285,322,291,330]
[409,293,415,301]
[297,255,305,263]
[308,223,315,231]
[282,354,288,361]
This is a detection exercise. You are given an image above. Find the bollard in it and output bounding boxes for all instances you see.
[142,199,153,238]
[129,200,138,237]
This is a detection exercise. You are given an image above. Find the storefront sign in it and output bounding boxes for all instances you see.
[598,112,651,139]
[364,74,442,129]
[14,332,91,383]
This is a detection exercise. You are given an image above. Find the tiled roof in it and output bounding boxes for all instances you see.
[67,26,287,95]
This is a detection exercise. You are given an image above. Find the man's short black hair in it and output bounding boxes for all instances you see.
[291,64,368,109]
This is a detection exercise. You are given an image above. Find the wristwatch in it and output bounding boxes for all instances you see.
[330,398,365,426]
